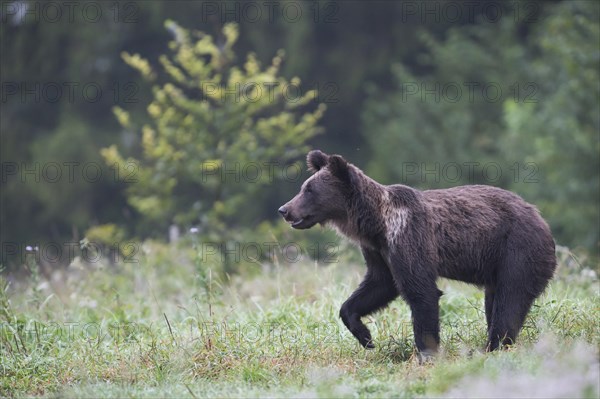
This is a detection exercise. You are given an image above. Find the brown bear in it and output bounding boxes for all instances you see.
[278,150,556,355]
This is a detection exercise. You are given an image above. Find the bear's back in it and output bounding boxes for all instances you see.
[417,185,554,284]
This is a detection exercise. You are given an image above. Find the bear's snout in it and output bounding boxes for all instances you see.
[278,200,316,229]
[278,203,297,224]
[278,206,288,217]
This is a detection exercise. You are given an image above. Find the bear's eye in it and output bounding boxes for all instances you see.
[305,183,313,193]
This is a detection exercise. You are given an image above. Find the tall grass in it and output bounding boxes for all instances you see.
[1,241,598,398]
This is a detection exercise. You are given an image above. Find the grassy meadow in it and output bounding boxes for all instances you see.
[1,240,598,398]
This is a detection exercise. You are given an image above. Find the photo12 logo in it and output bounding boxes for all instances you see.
[399,1,540,24]
[198,241,339,264]
[1,81,139,104]
[199,161,303,184]
[0,321,146,343]
[1,241,139,265]
[399,81,538,104]
[195,321,344,347]
[199,1,340,24]
[400,162,539,184]
[1,161,139,184]
[1,1,140,25]
[197,81,339,104]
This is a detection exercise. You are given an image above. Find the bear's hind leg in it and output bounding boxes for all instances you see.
[486,284,536,351]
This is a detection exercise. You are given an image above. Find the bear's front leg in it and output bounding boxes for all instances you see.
[339,248,399,348]
[387,248,441,357]
[339,304,375,348]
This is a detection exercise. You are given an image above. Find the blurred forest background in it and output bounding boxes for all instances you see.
[1,0,599,271]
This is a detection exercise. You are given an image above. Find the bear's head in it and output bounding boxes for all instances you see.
[278,150,354,229]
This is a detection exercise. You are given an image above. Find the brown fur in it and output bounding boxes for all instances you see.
[279,150,556,354]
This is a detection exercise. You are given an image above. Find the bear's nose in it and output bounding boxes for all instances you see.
[278,206,288,217]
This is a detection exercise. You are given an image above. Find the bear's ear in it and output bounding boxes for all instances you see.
[327,155,352,184]
[307,150,329,173]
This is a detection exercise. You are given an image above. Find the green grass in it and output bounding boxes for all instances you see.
[1,242,598,398]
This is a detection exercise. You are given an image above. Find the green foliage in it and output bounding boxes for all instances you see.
[362,1,599,252]
[362,17,523,185]
[1,9,146,263]
[84,224,126,246]
[102,22,325,244]
[502,2,600,250]
[4,1,597,271]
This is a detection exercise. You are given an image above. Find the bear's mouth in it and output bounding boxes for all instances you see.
[289,215,316,229]
[291,219,305,228]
